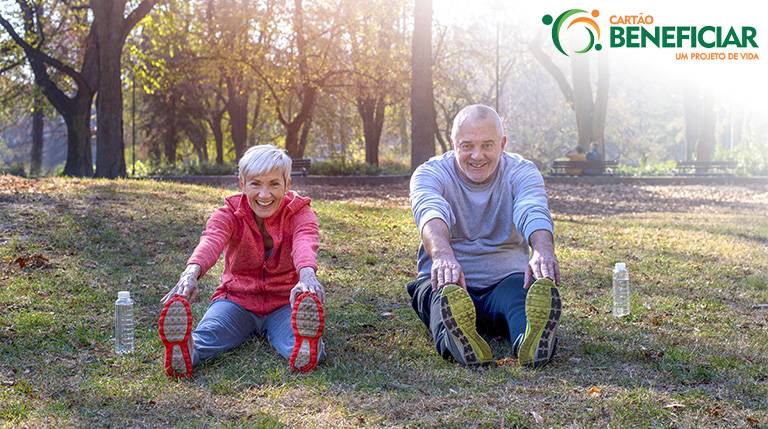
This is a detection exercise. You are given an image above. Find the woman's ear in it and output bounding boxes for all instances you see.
[286,176,292,190]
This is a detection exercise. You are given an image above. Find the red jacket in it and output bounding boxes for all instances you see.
[187,191,319,315]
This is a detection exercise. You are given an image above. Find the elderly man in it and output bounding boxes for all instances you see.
[407,104,561,368]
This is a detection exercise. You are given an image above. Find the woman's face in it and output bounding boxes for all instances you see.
[240,169,290,219]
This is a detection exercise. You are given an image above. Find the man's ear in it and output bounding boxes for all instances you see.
[500,135,508,151]
[285,176,292,190]
[238,179,245,192]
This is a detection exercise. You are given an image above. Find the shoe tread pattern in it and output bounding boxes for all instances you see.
[519,279,562,368]
[440,285,493,367]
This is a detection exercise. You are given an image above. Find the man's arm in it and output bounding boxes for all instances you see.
[422,218,465,290]
[525,229,560,288]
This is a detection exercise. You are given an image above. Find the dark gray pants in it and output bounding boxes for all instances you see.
[406,273,529,362]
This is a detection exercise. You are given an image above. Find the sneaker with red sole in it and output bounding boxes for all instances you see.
[290,292,324,372]
[158,295,194,378]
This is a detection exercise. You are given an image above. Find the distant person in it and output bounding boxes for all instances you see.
[407,104,562,368]
[586,142,602,162]
[157,145,325,378]
[585,142,603,175]
[566,146,587,175]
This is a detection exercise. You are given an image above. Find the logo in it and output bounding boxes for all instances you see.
[539,9,760,62]
[542,9,602,56]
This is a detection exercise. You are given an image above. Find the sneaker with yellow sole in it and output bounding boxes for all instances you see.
[439,284,493,366]
[518,278,561,368]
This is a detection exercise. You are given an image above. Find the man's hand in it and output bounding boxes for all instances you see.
[431,255,466,291]
[161,264,202,303]
[290,267,325,307]
[422,218,466,291]
[525,230,560,289]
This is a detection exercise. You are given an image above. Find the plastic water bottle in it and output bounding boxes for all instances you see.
[612,263,630,317]
[115,291,135,354]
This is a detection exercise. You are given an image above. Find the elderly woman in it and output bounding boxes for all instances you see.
[158,145,325,377]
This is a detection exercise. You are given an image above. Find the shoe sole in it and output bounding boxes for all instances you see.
[518,278,561,368]
[290,293,324,372]
[158,296,193,378]
[440,284,493,367]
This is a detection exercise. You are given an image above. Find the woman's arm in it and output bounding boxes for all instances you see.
[187,206,236,275]
[290,205,319,273]
[161,206,235,303]
[289,205,322,304]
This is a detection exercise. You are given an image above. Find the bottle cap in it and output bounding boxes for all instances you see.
[118,291,131,300]
[615,262,626,271]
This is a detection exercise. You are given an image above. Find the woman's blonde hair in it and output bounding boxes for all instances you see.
[238,144,292,184]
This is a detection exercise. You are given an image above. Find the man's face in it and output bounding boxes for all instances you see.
[452,117,507,184]
[239,169,289,219]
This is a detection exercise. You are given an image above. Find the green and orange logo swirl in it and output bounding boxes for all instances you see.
[542,9,603,56]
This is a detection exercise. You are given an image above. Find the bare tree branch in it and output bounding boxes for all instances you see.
[122,0,161,42]
[529,32,574,107]
[0,12,88,89]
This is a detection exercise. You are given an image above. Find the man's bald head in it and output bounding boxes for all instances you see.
[450,104,504,142]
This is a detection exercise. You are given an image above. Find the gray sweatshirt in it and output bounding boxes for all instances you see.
[410,151,554,290]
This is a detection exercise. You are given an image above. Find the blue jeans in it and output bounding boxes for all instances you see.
[190,299,325,366]
[407,273,528,361]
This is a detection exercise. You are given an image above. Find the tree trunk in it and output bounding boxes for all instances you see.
[432,106,448,153]
[227,80,249,159]
[30,94,44,176]
[570,52,593,150]
[90,0,157,178]
[248,91,263,147]
[592,52,610,155]
[285,123,302,159]
[94,39,126,178]
[531,35,610,157]
[358,94,386,166]
[282,86,317,159]
[186,122,208,164]
[696,94,715,164]
[338,103,350,161]
[163,94,178,165]
[398,104,408,157]
[63,101,94,177]
[0,8,99,177]
[298,110,314,159]
[683,86,700,161]
[210,110,225,165]
[410,0,435,171]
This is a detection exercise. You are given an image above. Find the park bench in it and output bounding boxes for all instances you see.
[291,158,312,176]
[674,161,737,176]
[550,160,617,176]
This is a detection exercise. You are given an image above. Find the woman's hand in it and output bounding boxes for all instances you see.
[290,267,325,307]
[161,264,202,304]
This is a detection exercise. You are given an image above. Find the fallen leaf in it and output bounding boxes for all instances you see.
[380,311,394,318]
[10,253,51,270]
[496,357,516,367]
[587,386,603,397]
[706,406,723,417]
[663,403,685,410]
[530,410,544,425]
[746,416,760,426]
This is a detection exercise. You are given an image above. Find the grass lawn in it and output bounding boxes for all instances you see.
[1,176,766,428]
